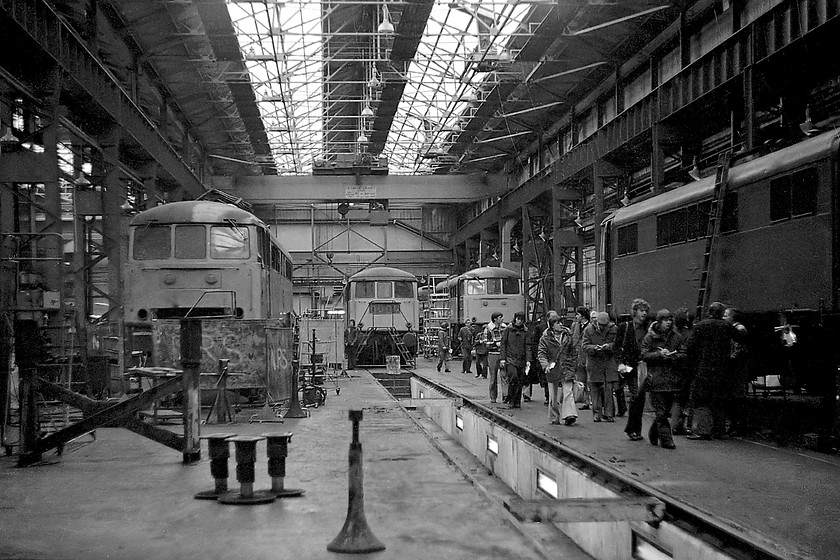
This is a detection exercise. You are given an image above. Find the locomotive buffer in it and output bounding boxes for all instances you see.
[696,151,733,319]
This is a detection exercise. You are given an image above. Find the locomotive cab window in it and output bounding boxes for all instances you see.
[502,277,519,294]
[354,281,375,298]
[617,223,638,256]
[377,281,393,298]
[465,279,486,295]
[394,281,414,298]
[210,226,250,259]
[174,225,206,259]
[771,168,818,221]
[134,225,171,260]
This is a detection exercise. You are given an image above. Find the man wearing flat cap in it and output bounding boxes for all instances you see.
[582,311,619,422]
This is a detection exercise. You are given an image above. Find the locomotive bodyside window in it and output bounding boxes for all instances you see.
[394,281,414,298]
[355,281,375,298]
[617,223,638,256]
[502,277,520,294]
[134,225,171,260]
[210,226,250,259]
[271,246,281,272]
[685,205,699,240]
[285,258,293,279]
[791,168,818,217]
[697,201,712,236]
[174,225,205,259]
[770,175,792,221]
[671,208,688,244]
[720,192,738,233]
[656,214,669,247]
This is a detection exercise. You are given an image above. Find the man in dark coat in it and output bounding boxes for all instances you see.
[458,320,475,374]
[500,311,530,409]
[345,319,360,370]
[641,309,685,449]
[526,310,557,405]
[687,301,739,439]
[616,298,651,440]
[582,312,619,422]
[571,307,592,409]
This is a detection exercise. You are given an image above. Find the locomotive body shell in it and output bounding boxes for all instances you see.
[124,200,293,322]
[608,130,840,318]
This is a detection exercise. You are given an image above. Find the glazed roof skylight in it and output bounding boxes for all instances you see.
[227,0,534,175]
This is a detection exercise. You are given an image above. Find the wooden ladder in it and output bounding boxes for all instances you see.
[695,151,733,320]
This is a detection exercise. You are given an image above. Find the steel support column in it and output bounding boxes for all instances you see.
[500,218,516,272]
[593,163,606,311]
[0,0,206,197]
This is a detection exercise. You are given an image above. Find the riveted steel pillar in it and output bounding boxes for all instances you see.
[15,320,41,466]
[179,318,202,464]
[500,218,517,273]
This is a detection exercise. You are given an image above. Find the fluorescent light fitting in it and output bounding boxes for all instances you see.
[455,415,464,431]
[536,469,558,498]
[486,435,498,455]
[632,532,672,560]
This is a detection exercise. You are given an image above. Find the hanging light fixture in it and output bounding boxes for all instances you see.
[378,3,394,34]
[688,157,702,181]
[74,172,92,188]
[0,126,19,150]
[357,132,369,144]
[361,103,374,118]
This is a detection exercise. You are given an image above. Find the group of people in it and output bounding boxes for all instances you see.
[435,298,750,450]
[570,299,749,448]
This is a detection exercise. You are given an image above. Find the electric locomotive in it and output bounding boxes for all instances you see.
[604,129,840,399]
[345,266,419,366]
[125,200,293,321]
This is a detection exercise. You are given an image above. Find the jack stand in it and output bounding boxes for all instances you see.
[194,433,237,500]
[262,432,305,498]
[218,436,275,505]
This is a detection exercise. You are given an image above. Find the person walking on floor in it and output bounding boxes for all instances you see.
[485,312,506,403]
[458,320,475,374]
[473,320,489,378]
[345,319,360,371]
[640,309,686,449]
[582,312,619,422]
[436,321,452,373]
[500,311,530,409]
[571,306,592,410]
[527,310,557,405]
[617,298,651,441]
[538,313,578,425]
[671,308,695,435]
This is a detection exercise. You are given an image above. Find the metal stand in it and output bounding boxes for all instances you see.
[327,410,385,553]
[262,432,305,498]
[218,435,276,505]
[194,433,237,500]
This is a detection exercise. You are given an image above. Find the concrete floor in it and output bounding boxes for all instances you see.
[0,370,576,560]
[3,359,838,560]
[421,360,840,560]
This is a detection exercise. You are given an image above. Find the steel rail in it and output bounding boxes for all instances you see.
[413,372,793,560]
